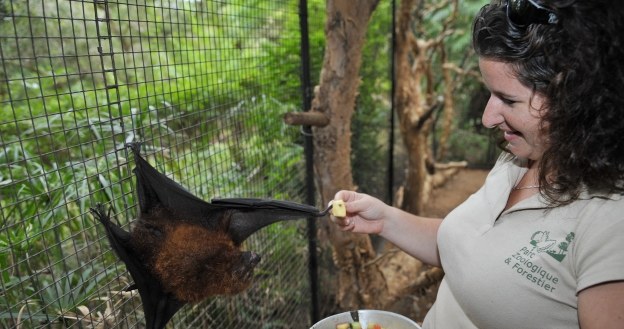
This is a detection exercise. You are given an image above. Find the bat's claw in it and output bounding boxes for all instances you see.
[125,142,142,154]
[90,203,111,223]
[319,203,333,216]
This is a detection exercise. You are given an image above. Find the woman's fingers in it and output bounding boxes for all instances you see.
[330,214,354,229]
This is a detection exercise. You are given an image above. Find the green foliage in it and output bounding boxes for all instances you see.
[1,0,309,327]
[0,0,493,327]
[446,128,492,164]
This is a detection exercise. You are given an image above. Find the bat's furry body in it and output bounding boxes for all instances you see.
[91,144,327,329]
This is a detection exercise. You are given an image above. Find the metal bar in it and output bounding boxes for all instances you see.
[298,0,320,324]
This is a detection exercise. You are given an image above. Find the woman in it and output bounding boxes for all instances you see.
[331,1,624,328]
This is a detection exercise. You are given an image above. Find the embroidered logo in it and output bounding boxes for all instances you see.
[529,231,575,262]
[503,231,575,293]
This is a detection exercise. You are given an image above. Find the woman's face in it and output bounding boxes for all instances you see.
[479,58,548,161]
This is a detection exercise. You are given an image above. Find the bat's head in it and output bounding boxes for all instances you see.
[150,221,262,303]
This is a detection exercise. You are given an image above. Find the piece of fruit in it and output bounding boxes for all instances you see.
[331,200,346,218]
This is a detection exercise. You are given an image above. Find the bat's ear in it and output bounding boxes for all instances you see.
[91,204,184,329]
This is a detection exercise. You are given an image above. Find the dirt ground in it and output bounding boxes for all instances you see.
[386,167,489,323]
[422,168,489,218]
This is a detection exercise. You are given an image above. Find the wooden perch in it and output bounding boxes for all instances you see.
[283,111,330,127]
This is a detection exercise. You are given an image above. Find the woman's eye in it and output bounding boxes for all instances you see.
[501,97,516,105]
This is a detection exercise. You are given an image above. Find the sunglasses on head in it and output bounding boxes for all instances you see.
[504,0,559,26]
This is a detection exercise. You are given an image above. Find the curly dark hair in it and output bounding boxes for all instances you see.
[472,0,624,205]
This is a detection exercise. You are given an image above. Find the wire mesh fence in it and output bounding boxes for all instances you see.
[0,0,328,328]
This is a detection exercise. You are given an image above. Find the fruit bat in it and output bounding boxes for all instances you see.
[91,143,330,329]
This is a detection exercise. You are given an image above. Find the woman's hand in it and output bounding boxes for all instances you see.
[329,190,443,267]
[329,190,389,234]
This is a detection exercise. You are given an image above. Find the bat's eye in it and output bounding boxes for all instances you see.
[142,223,163,237]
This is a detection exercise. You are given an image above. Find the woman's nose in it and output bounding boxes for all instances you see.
[481,96,503,129]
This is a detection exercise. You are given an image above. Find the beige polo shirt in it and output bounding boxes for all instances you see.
[422,155,624,328]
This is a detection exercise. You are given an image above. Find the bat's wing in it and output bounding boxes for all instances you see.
[128,143,221,228]
[211,198,327,244]
[90,204,184,329]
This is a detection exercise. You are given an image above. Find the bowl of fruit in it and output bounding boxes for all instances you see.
[310,310,421,329]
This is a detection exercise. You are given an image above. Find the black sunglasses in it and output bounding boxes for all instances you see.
[505,0,559,26]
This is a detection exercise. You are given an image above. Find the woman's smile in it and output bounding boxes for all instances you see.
[479,58,548,161]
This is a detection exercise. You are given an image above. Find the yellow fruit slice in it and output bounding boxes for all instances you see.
[331,200,346,218]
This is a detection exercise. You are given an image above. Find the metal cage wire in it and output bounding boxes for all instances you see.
[0,0,327,328]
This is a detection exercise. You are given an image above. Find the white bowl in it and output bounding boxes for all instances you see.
[310,310,421,329]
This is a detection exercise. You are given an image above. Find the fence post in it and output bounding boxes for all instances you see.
[298,0,320,325]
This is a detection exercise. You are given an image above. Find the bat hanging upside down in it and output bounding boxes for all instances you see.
[91,143,331,329]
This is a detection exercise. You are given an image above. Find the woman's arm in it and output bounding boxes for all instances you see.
[332,190,443,267]
[578,281,624,329]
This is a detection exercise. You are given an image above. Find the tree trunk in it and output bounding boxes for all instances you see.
[310,0,386,310]
[394,0,437,214]
[309,0,463,312]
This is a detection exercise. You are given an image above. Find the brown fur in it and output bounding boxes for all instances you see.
[130,207,257,303]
